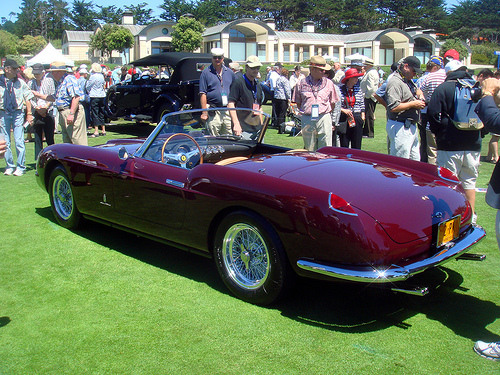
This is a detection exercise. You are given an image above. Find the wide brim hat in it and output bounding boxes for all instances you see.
[341,68,364,84]
[308,55,331,71]
[48,61,68,72]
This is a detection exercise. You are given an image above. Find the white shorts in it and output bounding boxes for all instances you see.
[437,150,480,189]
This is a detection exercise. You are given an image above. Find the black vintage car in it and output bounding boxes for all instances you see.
[105,52,228,124]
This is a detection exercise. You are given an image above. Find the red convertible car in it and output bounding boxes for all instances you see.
[36,108,486,305]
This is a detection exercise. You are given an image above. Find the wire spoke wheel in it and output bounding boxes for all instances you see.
[222,223,270,289]
[52,175,74,220]
[214,211,290,305]
[49,166,81,229]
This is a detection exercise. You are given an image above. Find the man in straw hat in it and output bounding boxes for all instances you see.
[0,59,34,176]
[291,55,339,151]
[227,55,264,140]
[33,61,87,146]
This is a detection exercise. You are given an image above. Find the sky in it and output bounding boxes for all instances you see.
[1,0,165,22]
[1,0,462,23]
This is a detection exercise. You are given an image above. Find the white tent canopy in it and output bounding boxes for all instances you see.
[26,43,74,67]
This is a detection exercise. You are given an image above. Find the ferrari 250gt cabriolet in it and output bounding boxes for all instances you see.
[36,108,486,305]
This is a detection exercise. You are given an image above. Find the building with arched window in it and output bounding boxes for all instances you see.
[61,15,470,67]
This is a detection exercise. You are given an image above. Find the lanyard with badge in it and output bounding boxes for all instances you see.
[310,76,321,121]
[216,68,228,106]
[243,74,260,114]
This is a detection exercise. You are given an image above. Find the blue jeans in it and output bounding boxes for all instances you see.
[0,109,26,172]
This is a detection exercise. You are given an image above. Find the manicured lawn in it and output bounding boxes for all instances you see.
[1,106,500,374]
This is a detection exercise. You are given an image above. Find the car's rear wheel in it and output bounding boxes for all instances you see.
[49,166,81,229]
[214,211,290,305]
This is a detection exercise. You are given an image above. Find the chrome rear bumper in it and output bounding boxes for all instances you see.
[297,224,486,283]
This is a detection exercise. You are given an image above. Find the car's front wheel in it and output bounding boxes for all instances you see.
[214,211,290,305]
[49,166,81,229]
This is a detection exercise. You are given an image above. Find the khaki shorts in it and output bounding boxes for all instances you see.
[205,110,232,136]
[437,150,480,189]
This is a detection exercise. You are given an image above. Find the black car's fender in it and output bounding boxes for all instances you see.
[154,94,181,123]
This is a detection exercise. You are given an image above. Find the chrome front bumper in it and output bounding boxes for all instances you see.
[297,224,486,283]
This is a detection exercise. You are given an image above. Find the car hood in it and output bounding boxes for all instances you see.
[232,151,468,244]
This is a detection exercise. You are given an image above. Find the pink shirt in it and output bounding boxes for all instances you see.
[292,76,339,115]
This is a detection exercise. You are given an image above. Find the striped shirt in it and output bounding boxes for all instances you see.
[340,82,365,114]
[419,68,446,114]
[28,74,56,112]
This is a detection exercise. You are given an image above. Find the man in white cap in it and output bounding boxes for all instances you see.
[228,62,243,78]
[291,55,339,151]
[199,47,235,135]
[360,58,379,138]
[227,55,264,140]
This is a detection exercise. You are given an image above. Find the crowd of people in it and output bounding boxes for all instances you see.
[0,59,157,177]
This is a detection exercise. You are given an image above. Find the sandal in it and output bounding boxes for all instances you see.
[100,132,106,136]
[90,133,100,138]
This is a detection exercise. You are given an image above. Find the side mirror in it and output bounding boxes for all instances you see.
[118,147,130,160]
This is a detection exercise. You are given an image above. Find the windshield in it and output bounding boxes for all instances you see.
[135,107,270,168]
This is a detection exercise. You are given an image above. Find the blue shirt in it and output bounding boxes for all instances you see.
[55,74,84,108]
[77,77,88,102]
[86,73,106,98]
[199,64,234,107]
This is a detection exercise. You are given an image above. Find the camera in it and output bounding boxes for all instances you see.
[470,84,482,103]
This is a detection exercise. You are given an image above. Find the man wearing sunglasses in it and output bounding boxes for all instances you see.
[199,47,235,136]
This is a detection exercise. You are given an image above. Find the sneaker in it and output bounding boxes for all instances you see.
[4,168,14,176]
[12,169,25,176]
[474,341,500,361]
[472,212,478,225]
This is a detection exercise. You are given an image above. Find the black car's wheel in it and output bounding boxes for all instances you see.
[214,211,290,305]
[105,87,119,118]
[49,166,81,229]
[155,103,171,124]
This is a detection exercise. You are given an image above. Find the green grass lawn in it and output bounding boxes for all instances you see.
[2,106,500,374]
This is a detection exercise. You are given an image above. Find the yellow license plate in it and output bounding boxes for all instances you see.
[437,215,461,247]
